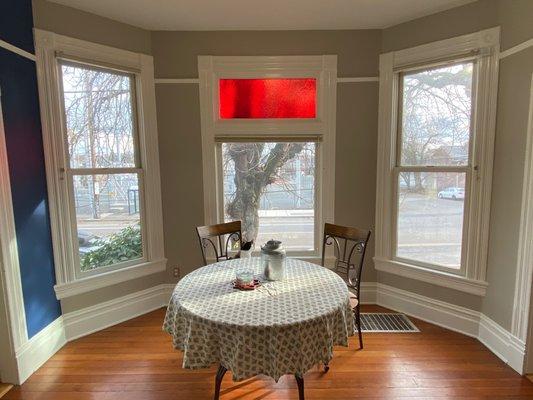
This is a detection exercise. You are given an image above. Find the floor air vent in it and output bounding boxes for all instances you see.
[360,313,419,332]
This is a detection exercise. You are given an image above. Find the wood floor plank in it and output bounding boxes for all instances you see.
[0,383,12,398]
[5,305,532,399]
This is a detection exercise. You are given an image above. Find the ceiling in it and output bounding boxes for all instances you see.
[47,0,476,31]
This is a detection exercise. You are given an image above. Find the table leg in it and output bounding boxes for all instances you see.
[213,364,227,400]
[295,374,305,400]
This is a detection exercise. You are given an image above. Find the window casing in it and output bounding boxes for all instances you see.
[198,56,337,260]
[35,30,166,299]
[374,28,500,296]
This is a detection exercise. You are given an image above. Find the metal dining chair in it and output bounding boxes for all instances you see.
[196,221,243,266]
[321,222,371,350]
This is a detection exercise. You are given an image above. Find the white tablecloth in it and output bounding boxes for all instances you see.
[163,258,353,381]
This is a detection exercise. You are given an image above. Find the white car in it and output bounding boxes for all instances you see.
[438,187,465,200]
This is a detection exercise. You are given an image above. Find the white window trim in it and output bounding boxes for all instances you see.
[34,29,166,299]
[374,27,500,296]
[198,55,337,259]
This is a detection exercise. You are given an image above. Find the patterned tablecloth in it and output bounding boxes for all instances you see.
[163,257,354,381]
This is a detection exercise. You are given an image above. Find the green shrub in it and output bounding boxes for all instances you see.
[80,225,142,271]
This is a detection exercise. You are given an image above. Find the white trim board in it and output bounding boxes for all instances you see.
[63,284,172,341]
[375,282,526,375]
[0,39,36,62]
[15,316,66,383]
[0,86,28,384]
[154,77,378,84]
[511,73,533,374]
[500,38,533,60]
[11,284,173,384]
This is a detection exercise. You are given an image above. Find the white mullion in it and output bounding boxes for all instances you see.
[67,167,142,176]
[394,166,470,173]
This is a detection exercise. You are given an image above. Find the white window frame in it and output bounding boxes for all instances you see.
[374,27,500,296]
[198,55,337,260]
[34,30,166,299]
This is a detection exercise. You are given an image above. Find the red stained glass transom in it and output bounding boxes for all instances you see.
[219,78,316,119]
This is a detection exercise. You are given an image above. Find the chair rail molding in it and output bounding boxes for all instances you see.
[154,76,378,84]
[0,89,29,383]
[511,73,533,357]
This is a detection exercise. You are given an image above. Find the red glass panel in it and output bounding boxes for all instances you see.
[219,78,316,119]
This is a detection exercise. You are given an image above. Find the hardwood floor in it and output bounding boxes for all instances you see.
[5,305,533,399]
[0,383,12,398]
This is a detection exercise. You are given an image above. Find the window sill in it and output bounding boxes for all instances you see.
[53,258,167,300]
[373,257,487,296]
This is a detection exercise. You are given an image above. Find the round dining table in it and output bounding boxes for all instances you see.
[163,257,354,400]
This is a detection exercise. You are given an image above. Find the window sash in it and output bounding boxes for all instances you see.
[215,141,321,256]
[392,60,477,275]
[391,166,471,275]
[57,59,148,277]
[396,60,477,170]
[57,59,143,171]
[66,170,148,279]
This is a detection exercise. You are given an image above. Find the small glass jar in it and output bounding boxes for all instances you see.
[235,267,255,286]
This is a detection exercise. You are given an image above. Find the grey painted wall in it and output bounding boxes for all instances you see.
[151,30,381,283]
[32,0,152,55]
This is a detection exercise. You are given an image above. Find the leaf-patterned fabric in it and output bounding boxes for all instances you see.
[163,258,354,381]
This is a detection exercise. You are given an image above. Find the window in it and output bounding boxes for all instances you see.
[395,62,472,270]
[220,142,316,251]
[199,56,337,259]
[375,28,500,295]
[35,30,166,298]
[219,78,316,118]
[60,63,144,273]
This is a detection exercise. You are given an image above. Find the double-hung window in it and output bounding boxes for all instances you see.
[35,30,165,299]
[375,28,500,295]
[199,56,337,259]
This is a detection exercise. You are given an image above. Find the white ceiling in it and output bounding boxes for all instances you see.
[48,0,476,31]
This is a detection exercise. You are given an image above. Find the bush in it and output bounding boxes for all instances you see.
[81,225,142,271]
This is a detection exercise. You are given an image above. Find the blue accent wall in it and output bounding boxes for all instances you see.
[0,0,61,338]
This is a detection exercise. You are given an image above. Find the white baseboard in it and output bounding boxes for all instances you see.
[15,316,66,383]
[11,281,527,384]
[478,314,526,374]
[372,282,525,375]
[63,284,173,341]
[360,282,377,304]
[376,283,480,337]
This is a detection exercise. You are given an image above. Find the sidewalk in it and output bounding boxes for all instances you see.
[258,209,314,217]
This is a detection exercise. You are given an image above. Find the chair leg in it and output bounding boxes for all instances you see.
[295,374,305,400]
[213,364,227,400]
[355,304,363,349]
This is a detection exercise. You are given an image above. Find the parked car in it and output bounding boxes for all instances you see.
[438,187,465,200]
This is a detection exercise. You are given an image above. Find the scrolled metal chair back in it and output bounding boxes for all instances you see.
[196,221,243,266]
[321,223,371,299]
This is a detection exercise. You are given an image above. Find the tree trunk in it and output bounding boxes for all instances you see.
[224,143,305,243]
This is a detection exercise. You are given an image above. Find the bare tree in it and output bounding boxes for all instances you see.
[62,65,134,219]
[224,143,309,242]
[400,63,472,192]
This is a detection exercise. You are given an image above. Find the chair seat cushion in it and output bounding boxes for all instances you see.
[349,294,359,309]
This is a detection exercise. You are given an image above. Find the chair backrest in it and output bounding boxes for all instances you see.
[196,221,243,266]
[321,223,371,299]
